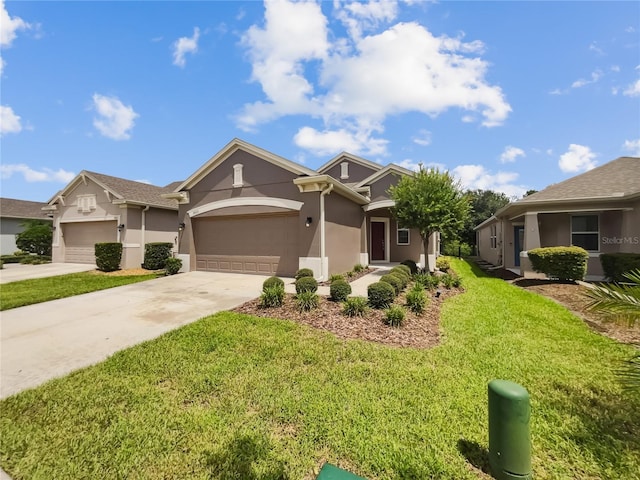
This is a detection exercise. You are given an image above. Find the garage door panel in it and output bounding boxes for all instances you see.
[63,221,117,264]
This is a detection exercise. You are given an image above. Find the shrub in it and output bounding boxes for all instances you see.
[330,280,352,302]
[263,276,284,291]
[260,285,285,308]
[436,256,450,271]
[353,263,365,273]
[295,268,314,280]
[385,305,406,327]
[0,255,23,264]
[395,264,412,276]
[442,240,472,257]
[15,221,52,256]
[368,281,395,309]
[164,257,182,275]
[440,273,461,289]
[19,256,50,265]
[95,242,122,272]
[380,274,401,295]
[406,288,428,314]
[329,274,346,284]
[346,270,355,278]
[343,296,369,317]
[415,273,440,290]
[400,259,418,274]
[390,268,410,286]
[295,276,318,294]
[296,291,319,312]
[600,253,640,282]
[143,242,173,270]
[528,246,589,281]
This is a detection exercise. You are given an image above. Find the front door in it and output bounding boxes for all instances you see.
[514,226,524,266]
[371,221,385,261]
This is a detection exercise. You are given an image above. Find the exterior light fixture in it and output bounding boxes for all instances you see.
[118,224,125,232]
[178,222,186,231]
[305,217,313,227]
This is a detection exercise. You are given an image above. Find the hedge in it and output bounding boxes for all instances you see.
[527,246,588,281]
[330,280,351,302]
[95,243,122,272]
[143,243,173,270]
[295,276,318,294]
[368,281,395,309]
[600,253,640,282]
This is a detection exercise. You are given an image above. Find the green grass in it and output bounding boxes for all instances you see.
[0,272,160,310]
[1,259,638,479]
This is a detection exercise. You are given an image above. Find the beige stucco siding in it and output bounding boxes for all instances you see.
[368,174,401,203]
[365,209,422,263]
[323,161,379,184]
[325,192,363,274]
[476,219,502,266]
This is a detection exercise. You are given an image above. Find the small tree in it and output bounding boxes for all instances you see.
[15,220,52,256]
[389,167,470,272]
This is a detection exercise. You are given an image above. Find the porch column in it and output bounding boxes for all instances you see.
[522,212,542,279]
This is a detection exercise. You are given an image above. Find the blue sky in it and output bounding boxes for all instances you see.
[1,0,639,202]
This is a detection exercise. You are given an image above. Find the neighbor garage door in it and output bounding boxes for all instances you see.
[194,214,298,276]
[62,221,117,264]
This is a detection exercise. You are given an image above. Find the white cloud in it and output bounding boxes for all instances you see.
[622,139,640,156]
[611,65,620,72]
[172,27,200,68]
[91,93,139,140]
[0,104,22,135]
[623,79,640,97]
[134,179,152,185]
[452,164,526,198]
[0,0,31,47]
[500,145,525,163]
[293,125,387,156]
[335,0,399,40]
[626,26,636,33]
[0,163,75,183]
[412,129,431,146]
[396,159,422,171]
[571,69,603,89]
[558,144,597,173]
[0,56,5,76]
[588,42,604,55]
[461,115,475,123]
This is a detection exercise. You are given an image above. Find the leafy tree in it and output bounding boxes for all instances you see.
[459,189,510,246]
[524,189,538,197]
[15,220,52,256]
[389,167,470,272]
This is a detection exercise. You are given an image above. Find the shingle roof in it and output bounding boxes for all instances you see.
[0,197,51,220]
[517,157,640,204]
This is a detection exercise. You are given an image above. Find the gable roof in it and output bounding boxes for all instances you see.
[355,163,414,188]
[317,152,383,175]
[176,138,318,192]
[47,171,179,210]
[0,197,51,220]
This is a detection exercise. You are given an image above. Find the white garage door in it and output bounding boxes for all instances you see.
[63,221,117,264]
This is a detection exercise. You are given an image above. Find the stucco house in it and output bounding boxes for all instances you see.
[475,156,640,280]
[0,198,52,255]
[45,171,180,268]
[164,138,437,279]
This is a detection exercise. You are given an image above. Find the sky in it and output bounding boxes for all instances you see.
[1,0,639,203]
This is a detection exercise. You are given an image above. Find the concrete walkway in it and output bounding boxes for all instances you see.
[282,265,393,296]
[0,262,95,284]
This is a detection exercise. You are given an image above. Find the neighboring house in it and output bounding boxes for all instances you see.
[475,156,640,280]
[0,198,52,255]
[45,171,180,269]
[164,138,438,279]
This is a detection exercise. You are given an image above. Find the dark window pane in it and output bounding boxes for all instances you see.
[572,215,598,233]
[572,233,598,251]
[397,229,409,244]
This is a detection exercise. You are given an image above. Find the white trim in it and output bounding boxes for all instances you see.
[355,164,414,188]
[59,216,119,223]
[232,163,244,188]
[176,253,190,273]
[396,227,410,245]
[316,152,382,175]
[122,243,141,248]
[363,199,395,212]
[370,217,390,262]
[188,197,303,218]
[340,161,349,180]
[359,253,369,266]
[299,257,324,280]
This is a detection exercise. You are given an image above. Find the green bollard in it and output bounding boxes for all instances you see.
[488,379,532,480]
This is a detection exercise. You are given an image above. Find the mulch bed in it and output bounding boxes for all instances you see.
[232,287,462,349]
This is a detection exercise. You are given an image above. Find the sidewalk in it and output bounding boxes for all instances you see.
[283,265,395,296]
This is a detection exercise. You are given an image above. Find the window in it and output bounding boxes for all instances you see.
[77,194,96,213]
[571,215,599,251]
[397,228,409,245]
[340,161,349,179]
[233,164,243,188]
[490,225,497,249]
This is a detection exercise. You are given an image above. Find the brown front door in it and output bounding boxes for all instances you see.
[371,221,385,261]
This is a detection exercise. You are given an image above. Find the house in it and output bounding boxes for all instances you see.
[164,138,437,279]
[0,197,52,255]
[45,171,180,268]
[475,156,640,280]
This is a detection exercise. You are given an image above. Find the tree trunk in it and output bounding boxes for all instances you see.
[422,234,431,273]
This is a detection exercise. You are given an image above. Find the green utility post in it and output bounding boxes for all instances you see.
[488,379,532,480]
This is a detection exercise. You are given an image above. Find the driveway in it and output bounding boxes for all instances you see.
[0,271,279,399]
[0,262,95,284]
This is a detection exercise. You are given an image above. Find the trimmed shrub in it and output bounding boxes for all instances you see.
[343,296,368,317]
[165,257,182,275]
[528,246,589,281]
[390,272,408,290]
[380,274,401,295]
[406,288,428,314]
[436,256,450,271]
[295,276,318,294]
[263,276,284,291]
[0,255,23,264]
[0,260,3,269]
[401,259,418,275]
[384,305,406,327]
[260,285,285,308]
[600,253,640,282]
[395,264,412,276]
[329,274,346,284]
[19,256,50,265]
[330,280,351,302]
[95,242,122,272]
[390,268,410,286]
[368,281,395,309]
[353,263,365,273]
[143,242,173,270]
[296,291,319,312]
[295,268,314,280]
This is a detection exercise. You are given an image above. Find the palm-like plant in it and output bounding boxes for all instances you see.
[585,269,640,393]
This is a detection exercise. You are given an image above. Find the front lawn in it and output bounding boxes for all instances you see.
[0,272,160,310]
[0,259,638,479]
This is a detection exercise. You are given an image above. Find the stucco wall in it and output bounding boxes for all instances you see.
[322,161,378,184]
[325,192,363,275]
[476,219,502,266]
[365,209,422,263]
[369,174,402,202]
[1,218,24,255]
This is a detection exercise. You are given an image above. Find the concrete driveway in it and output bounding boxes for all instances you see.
[0,271,278,399]
[0,262,95,284]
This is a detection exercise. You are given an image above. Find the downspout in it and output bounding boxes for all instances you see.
[319,183,334,281]
[141,205,150,265]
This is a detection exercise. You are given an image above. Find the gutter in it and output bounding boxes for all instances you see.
[319,183,334,281]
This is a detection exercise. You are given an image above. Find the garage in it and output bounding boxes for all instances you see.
[193,213,298,276]
[62,221,117,264]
